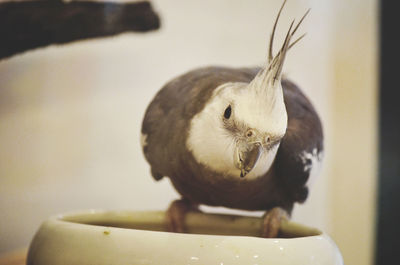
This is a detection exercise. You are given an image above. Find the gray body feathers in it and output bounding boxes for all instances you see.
[141,66,323,213]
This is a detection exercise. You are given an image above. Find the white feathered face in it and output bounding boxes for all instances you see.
[186,81,288,179]
[220,82,288,145]
[219,82,288,177]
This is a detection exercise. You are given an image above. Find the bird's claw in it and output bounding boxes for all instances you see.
[165,199,199,233]
[261,207,289,238]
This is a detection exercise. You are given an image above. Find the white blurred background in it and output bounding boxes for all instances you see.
[0,0,377,264]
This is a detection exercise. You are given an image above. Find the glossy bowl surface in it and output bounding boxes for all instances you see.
[27,210,344,265]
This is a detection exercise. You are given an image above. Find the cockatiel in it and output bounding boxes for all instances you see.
[141,0,323,238]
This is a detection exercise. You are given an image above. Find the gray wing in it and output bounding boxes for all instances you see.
[274,79,324,203]
[141,66,259,181]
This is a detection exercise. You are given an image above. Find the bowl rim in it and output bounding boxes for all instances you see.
[27,210,344,265]
[51,209,323,239]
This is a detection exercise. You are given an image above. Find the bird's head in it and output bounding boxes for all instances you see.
[217,67,288,178]
[187,1,308,179]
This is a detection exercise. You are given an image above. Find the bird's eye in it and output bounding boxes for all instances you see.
[224,105,232,119]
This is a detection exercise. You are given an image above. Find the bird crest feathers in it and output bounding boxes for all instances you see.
[250,0,310,90]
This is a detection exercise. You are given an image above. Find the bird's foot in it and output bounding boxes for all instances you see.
[165,199,199,233]
[261,207,289,238]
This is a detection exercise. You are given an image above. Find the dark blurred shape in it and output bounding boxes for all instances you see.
[0,0,160,59]
[376,0,400,264]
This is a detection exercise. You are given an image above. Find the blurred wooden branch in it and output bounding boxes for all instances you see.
[0,0,160,60]
[0,248,26,265]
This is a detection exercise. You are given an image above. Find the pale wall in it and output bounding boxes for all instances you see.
[330,1,378,265]
[0,1,377,264]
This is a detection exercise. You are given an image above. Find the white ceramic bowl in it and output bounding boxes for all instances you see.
[27,210,343,265]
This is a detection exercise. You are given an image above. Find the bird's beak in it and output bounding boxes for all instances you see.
[234,142,263,178]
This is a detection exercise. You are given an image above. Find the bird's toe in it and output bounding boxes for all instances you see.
[261,207,289,238]
[165,199,199,233]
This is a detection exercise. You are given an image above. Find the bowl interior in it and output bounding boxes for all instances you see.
[60,210,322,238]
